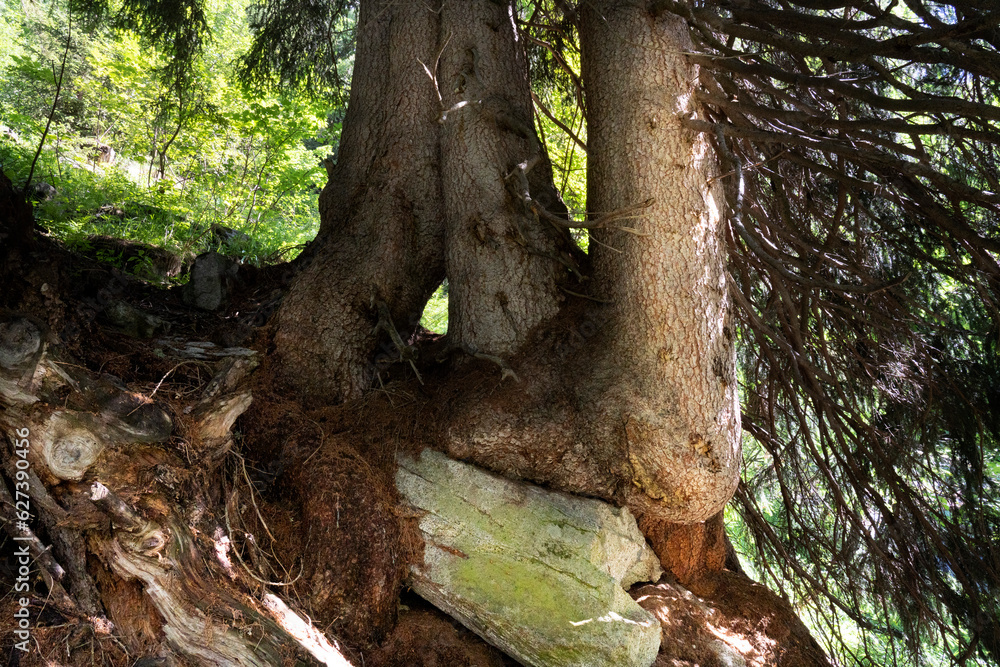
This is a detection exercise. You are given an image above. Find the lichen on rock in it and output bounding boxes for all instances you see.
[397,449,663,667]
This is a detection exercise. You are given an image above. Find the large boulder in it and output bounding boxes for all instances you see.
[396,449,662,667]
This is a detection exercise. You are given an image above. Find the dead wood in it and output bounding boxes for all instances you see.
[0,309,352,666]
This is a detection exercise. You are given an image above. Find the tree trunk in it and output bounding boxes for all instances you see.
[582,0,740,525]
[438,1,575,354]
[273,0,447,401]
[579,0,741,578]
[273,0,739,579]
[277,0,738,537]
[431,0,741,576]
[274,0,583,403]
[0,1,833,664]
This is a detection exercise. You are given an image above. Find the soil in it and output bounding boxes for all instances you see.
[366,597,517,667]
[0,168,829,667]
[633,571,830,667]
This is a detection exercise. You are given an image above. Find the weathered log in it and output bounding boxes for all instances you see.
[186,354,258,461]
[396,449,663,667]
[261,593,355,667]
[155,336,257,361]
[0,316,351,666]
[90,483,289,666]
[2,459,106,615]
[13,400,171,484]
[28,411,105,482]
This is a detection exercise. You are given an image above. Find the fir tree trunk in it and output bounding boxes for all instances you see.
[273,0,446,401]
[0,2,833,665]
[580,0,741,577]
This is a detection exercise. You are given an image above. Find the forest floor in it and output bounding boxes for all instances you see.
[0,174,527,665]
[1,170,828,667]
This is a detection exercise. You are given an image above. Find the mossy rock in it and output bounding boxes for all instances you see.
[397,450,662,667]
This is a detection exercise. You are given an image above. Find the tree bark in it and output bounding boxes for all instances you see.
[438,1,576,354]
[437,0,742,568]
[580,0,740,536]
[274,0,446,401]
[274,0,583,402]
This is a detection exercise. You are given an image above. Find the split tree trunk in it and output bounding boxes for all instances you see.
[274,0,580,402]
[0,1,831,664]
[264,0,814,660]
[277,0,739,543]
[274,0,446,401]
[416,2,742,582]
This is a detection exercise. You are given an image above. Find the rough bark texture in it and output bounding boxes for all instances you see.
[438,1,573,354]
[437,2,742,562]
[638,511,729,585]
[274,0,580,399]
[634,571,832,667]
[581,0,741,525]
[274,0,446,401]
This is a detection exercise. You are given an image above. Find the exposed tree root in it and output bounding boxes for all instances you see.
[0,308,351,665]
[1,169,829,666]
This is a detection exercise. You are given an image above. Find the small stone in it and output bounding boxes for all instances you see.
[103,301,165,338]
[182,252,239,311]
[27,181,56,202]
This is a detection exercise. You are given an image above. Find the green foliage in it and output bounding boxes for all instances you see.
[522,4,588,249]
[420,281,449,334]
[70,0,210,86]
[238,0,355,101]
[0,0,341,270]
